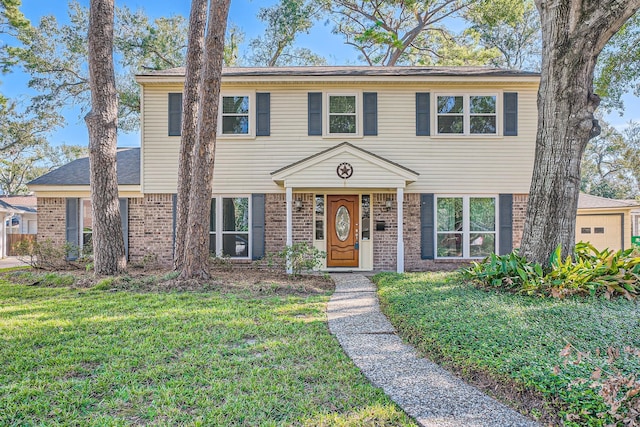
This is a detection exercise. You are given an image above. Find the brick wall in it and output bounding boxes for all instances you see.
[136,194,174,265]
[265,193,286,254]
[37,197,66,246]
[513,194,528,250]
[127,197,146,263]
[264,193,314,256]
[292,193,314,245]
[372,193,397,271]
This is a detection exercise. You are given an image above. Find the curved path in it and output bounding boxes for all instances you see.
[327,273,539,427]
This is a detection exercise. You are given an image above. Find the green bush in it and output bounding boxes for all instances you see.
[13,239,86,271]
[265,242,326,276]
[464,242,640,299]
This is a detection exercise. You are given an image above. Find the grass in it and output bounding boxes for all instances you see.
[374,272,640,426]
[0,275,415,426]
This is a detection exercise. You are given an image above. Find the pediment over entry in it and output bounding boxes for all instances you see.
[271,142,419,189]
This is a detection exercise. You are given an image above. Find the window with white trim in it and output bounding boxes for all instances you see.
[221,95,250,135]
[209,196,250,258]
[328,94,358,135]
[436,196,497,258]
[436,94,497,135]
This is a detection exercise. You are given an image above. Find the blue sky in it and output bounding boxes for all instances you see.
[3,0,638,147]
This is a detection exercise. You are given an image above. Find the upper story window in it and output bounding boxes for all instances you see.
[328,94,357,135]
[222,96,250,135]
[436,94,497,135]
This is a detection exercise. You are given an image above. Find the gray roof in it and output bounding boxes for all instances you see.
[29,148,140,186]
[139,66,540,78]
[0,199,33,214]
[578,193,640,209]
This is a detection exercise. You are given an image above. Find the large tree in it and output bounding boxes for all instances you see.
[0,101,84,194]
[10,1,188,132]
[321,0,482,66]
[519,0,640,265]
[248,0,325,66]
[464,0,541,70]
[581,118,640,199]
[173,0,207,272]
[179,0,231,280]
[85,0,125,275]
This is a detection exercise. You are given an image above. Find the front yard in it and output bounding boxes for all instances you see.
[0,270,414,426]
[374,272,640,426]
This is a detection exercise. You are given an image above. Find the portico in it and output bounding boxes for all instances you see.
[271,142,419,273]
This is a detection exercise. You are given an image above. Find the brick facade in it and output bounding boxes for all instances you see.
[129,194,174,265]
[372,193,398,271]
[37,192,529,271]
[37,197,66,247]
[512,194,528,250]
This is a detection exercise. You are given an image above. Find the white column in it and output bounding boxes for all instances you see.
[396,187,404,273]
[285,187,293,274]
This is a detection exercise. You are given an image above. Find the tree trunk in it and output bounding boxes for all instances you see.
[180,0,231,280]
[174,0,208,271]
[520,0,640,265]
[85,0,125,275]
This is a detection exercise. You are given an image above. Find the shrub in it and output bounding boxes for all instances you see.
[463,243,640,299]
[265,242,326,276]
[13,239,86,271]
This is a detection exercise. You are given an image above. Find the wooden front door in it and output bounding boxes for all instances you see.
[327,195,359,267]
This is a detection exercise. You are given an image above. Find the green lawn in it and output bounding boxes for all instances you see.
[0,276,414,426]
[374,272,640,426]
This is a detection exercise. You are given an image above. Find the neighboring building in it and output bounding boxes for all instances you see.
[28,66,541,272]
[0,196,37,258]
[576,193,640,251]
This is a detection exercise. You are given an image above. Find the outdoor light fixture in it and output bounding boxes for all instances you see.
[385,199,393,211]
[294,198,303,211]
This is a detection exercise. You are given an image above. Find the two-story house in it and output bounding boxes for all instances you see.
[29,66,540,272]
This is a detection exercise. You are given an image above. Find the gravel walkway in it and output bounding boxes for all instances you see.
[328,273,539,427]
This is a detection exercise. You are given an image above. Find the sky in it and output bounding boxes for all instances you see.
[2,0,639,148]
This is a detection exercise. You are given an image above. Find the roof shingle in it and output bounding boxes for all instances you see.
[28,148,140,186]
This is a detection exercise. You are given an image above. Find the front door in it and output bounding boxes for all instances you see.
[327,195,359,267]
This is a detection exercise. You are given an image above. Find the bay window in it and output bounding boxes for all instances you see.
[436,196,497,258]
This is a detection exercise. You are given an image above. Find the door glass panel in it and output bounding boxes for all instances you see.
[335,205,350,241]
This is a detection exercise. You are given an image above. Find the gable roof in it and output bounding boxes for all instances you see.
[139,66,540,79]
[271,142,419,189]
[28,148,140,186]
[0,196,37,213]
[578,193,640,210]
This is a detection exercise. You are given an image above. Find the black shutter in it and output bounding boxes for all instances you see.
[416,93,430,136]
[363,92,378,136]
[168,93,183,136]
[308,92,322,136]
[420,194,435,259]
[65,198,79,260]
[256,93,270,136]
[252,194,266,260]
[119,198,129,260]
[499,194,513,255]
[504,92,518,136]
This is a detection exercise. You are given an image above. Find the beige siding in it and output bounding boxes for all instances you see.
[142,82,537,194]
